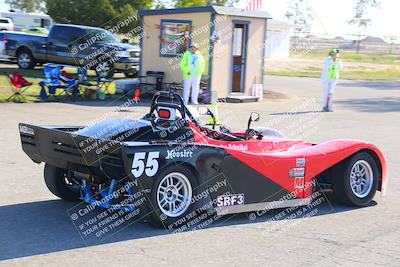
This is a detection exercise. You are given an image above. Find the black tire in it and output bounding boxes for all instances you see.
[44,164,80,202]
[149,165,200,229]
[95,60,113,79]
[332,152,379,207]
[17,49,36,69]
[124,71,137,78]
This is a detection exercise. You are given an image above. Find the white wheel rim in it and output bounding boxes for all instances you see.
[157,172,192,218]
[350,160,373,198]
[18,53,31,68]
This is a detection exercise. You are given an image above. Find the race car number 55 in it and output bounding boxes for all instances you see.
[131,152,160,178]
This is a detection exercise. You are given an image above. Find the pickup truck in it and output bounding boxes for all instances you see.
[2,24,140,78]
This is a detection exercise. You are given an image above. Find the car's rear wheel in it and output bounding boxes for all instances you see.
[44,164,81,202]
[17,49,35,69]
[149,166,199,228]
[332,152,379,207]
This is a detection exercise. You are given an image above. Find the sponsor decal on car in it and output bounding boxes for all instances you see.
[216,194,245,207]
[294,177,305,189]
[166,149,193,159]
[296,158,306,167]
[217,143,248,151]
[288,167,305,178]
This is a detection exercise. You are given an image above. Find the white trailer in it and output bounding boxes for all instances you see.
[0,12,53,31]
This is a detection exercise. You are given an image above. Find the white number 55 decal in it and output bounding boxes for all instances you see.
[131,151,160,178]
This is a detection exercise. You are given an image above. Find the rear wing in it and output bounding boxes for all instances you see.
[19,123,103,169]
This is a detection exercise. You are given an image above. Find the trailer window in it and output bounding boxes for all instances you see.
[42,19,51,27]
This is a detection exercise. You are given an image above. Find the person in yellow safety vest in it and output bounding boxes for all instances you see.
[180,43,205,105]
[321,49,343,112]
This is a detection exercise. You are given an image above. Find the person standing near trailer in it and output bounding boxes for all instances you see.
[321,49,343,112]
[180,43,205,105]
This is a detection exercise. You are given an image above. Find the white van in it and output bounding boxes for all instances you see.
[0,17,14,31]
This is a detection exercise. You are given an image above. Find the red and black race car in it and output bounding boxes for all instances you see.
[19,90,388,227]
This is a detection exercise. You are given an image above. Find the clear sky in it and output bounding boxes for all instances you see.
[0,0,398,37]
[239,0,400,38]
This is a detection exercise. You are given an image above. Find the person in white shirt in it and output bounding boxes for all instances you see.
[321,49,343,112]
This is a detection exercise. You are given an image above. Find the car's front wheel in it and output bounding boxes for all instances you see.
[332,152,379,207]
[149,166,199,228]
[44,164,81,202]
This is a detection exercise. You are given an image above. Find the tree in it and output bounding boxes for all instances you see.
[45,0,151,34]
[108,0,152,12]
[46,0,116,26]
[152,0,173,9]
[285,0,314,38]
[173,0,237,8]
[348,0,380,53]
[5,0,45,12]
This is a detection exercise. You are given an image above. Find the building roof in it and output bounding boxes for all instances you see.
[139,5,272,19]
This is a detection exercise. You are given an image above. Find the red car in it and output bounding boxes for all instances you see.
[19,90,388,227]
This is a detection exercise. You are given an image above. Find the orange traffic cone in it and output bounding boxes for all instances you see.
[133,88,141,102]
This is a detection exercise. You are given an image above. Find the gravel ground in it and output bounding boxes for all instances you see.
[0,75,399,266]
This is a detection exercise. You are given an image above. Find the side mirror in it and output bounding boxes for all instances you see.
[246,112,260,140]
[250,112,260,122]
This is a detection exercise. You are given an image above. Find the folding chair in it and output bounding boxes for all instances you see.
[39,64,78,99]
[97,77,113,94]
[5,72,32,102]
[77,67,98,94]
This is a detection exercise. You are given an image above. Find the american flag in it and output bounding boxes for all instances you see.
[245,0,262,11]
